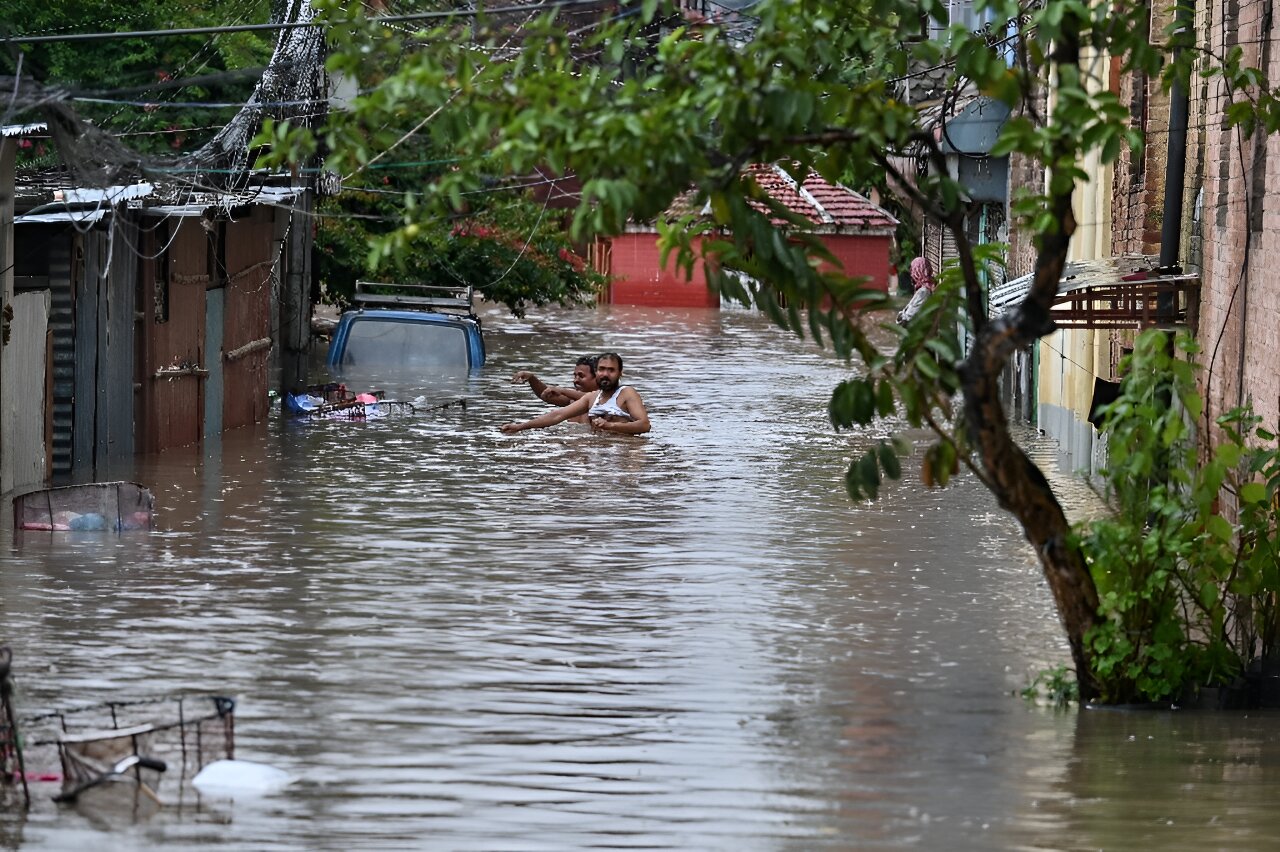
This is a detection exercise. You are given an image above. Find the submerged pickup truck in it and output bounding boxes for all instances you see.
[326,281,485,371]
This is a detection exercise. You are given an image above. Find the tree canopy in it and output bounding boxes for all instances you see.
[1,0,602,313]
[1,0,276,162]
[314,173,604,314]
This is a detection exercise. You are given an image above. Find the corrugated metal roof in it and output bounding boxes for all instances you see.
[15,183,299,224]
[142,185,300,215]
[62,183,154,205]
[1,122,47,137]
[989,255,1201,328]
[991,256,1171,313]
[14,208,108,225]
[14,179,300,225]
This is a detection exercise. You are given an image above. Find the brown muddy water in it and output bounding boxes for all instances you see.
[4,304,1280,851]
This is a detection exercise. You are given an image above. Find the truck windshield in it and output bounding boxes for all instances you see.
[341,318,469,367]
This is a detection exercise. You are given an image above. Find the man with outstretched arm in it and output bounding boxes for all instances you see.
[510,354,598,407]
[501,353,651,435]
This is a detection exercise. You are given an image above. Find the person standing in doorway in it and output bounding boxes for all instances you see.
[896,256,938,325]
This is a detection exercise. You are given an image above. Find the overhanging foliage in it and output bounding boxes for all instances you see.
[256,0,1280,704]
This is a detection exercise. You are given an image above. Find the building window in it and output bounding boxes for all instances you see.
[930,0,997,39]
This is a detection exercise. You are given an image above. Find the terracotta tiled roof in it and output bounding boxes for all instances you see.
[632,164,897,235]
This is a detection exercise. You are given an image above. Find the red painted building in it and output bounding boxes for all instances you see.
[594,165,898,308]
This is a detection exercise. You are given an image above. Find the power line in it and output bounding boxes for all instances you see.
[1039,336,1100,380]
[72,95,317,109]
[71,65,280,101]
[0,0,616,46]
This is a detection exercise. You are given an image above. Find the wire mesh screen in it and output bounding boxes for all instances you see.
[1,648,29,807]
[13,482,154,532]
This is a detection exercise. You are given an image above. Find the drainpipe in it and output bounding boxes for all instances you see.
[1158,1,1193,317]
[1149,2,1194,505]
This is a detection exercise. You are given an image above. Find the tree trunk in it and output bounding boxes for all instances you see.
[949,14,1104,702]
[962,321,1103,701]
[958,195,1104,700]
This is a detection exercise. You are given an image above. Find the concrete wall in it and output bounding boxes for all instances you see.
[1036,330,1111,474]
[1031,44,1119,464]
[1038,401,1109,474]
[822,234,894,291]
[605,233,720,308]
[603,231,893,308]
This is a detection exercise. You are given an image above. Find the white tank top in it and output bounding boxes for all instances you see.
[587,386,633,420]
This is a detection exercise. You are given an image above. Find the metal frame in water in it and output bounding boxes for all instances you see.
[19,694,235,806]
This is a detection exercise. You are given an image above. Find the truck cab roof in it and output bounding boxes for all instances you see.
[325,282,485,370]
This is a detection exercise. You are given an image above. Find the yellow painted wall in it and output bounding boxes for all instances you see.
[1037,46,1114,425]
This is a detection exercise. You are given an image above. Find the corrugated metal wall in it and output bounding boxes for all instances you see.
[8,205,283,468]
[99,217,137,463]
[0,290,50,493]
[10,206,277,464]
[72,233,98,472]
[140,217,208,452]
[221,208,275,430]
[204,287,224,441]
[47,234,74,477]
[68,218,138,476]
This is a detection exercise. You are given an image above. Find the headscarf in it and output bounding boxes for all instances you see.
[909,256,937,292]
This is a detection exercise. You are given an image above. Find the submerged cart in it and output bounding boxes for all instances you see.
[20,694,235,804]
[284,383,417,420]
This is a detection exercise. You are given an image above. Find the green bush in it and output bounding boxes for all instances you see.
[1074,330,1280,704]
[1021,664,1080,709]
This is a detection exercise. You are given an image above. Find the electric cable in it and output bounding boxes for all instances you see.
[0,0,620,46]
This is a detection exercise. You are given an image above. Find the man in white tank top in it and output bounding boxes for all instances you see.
[500,352,651,435]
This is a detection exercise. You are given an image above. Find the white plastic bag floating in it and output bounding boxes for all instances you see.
[192,759,292,796]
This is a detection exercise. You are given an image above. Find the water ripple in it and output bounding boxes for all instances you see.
[3,305,1270,851]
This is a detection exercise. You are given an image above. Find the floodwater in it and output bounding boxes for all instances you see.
[4,304,1280,851]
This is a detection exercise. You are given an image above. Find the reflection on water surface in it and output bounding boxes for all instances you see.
[3,304,1280,851]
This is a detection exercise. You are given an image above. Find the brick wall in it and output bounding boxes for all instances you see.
[1195,0,1280,439]
[1106,3,1173,382]
[1004,151,1041,282]
[1100,0,1263,414]
[1005,76,1049,282]
[1110,2,1171,259]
